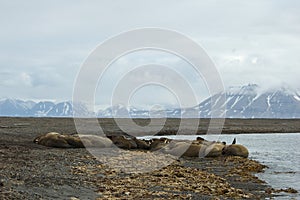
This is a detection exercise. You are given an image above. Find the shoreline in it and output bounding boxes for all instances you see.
[0,117,298,199]
[1,117,300,135]
[0,138,274,199]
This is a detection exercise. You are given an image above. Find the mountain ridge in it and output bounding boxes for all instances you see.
[1,85,300,118]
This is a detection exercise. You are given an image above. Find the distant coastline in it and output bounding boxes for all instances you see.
[1,117,300,135]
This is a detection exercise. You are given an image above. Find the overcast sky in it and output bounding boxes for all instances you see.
[0,1,299,108]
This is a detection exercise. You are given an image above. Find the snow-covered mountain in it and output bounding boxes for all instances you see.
[1,85,300,118]
[46,102,73,117]
[97,84,300,118]
[97,104,130,118]
[197,84,300,118]
[97,104,180,118]
[0,99,91,117]
[163,84,300,118]
[28,101,55,117]
[0,99,35,116]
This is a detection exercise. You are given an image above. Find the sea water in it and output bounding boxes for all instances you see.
[139,133,300,199]
[234,133,300,200]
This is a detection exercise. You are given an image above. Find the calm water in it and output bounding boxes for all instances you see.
[140,133,300,199]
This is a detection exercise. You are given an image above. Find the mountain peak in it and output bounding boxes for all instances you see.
[227,84,259,95]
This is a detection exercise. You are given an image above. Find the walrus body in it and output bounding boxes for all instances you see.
[80,135,113,148]
[222,144,249,158]
[34,132,71,148]
[133,138,150,150]
[164,142,189,156]
[63,135,85,147]
[34,132,113,148]
[204,143,225,157]
[149,138,170,151]
[184,144,206,157]
[165,142,206,157]
[109,135,137,150]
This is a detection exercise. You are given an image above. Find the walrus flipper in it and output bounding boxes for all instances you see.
[232,138,236,144]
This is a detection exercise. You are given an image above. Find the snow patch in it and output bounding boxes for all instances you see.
[294,95,300,102]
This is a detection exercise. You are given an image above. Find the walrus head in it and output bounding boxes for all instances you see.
[196,137,205,141]
[33,132,61,145]
[222,144,249,158]
[33,136,41,143]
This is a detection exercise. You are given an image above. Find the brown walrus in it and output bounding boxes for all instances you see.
[204,142,226,157]
[132,138,150,150]
[108,135,138,150]
[149,138,171,151]
[80,135,113,148]
[165,142,206,157]
[63,135,84,147]
[34,132,113,148]
[34,132,72,148]
[222,144,249,158]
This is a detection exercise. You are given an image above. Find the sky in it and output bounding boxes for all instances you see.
[0,0,299,108]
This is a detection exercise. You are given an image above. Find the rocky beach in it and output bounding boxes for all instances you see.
[0,117,298,199]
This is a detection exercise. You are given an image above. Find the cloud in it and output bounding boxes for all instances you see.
[93,50,209,107]
[0,0,299,105]
[20,72,32,86]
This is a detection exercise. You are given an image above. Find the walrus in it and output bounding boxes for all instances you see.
[196,136,205,141]
[34,132,71,148]
[204,142,226,157]
[149,138,170,151]
[79,135,113,148]
[132,138,150,150]
[108,135,137,150]
[165,142,206,157]
[193,137,207,145]
[222,144,249,158]
[34,132,113,148]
